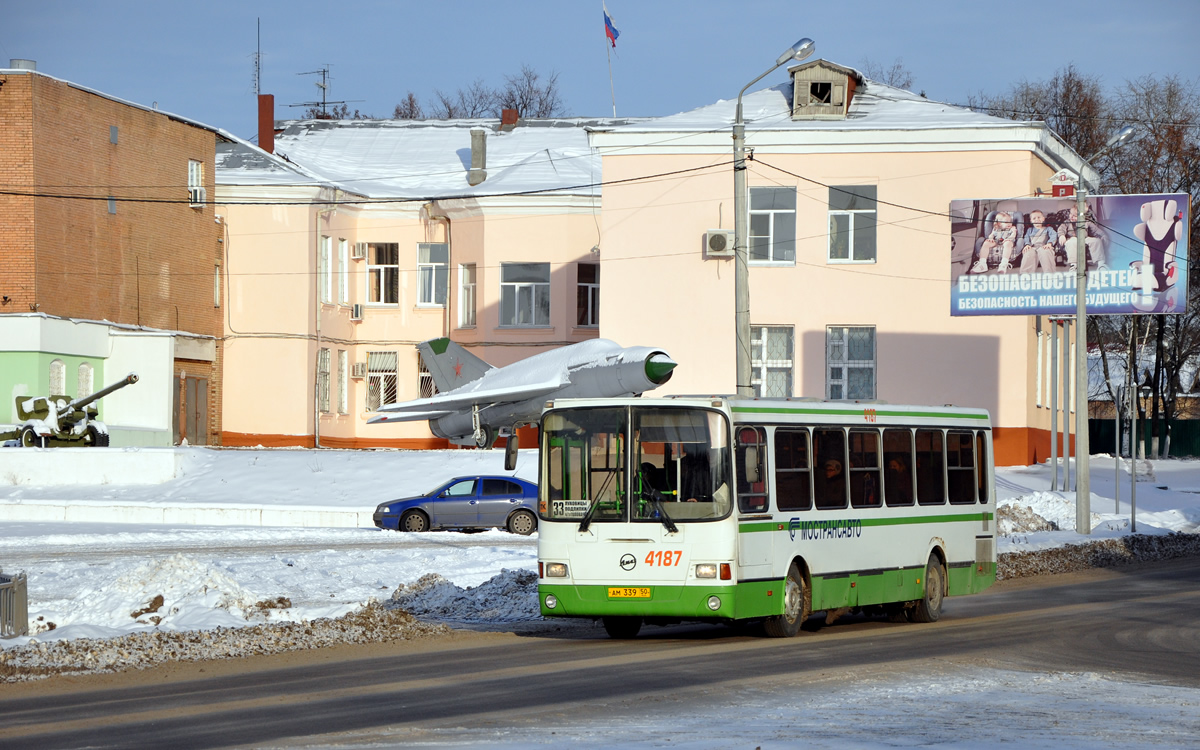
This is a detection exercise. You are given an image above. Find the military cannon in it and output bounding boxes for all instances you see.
[1,373,139,448]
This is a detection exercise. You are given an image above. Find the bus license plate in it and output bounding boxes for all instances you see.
[608,587,651,599]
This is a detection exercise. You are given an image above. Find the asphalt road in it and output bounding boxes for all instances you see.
[1,557,1198,750]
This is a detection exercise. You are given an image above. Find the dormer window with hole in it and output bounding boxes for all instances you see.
[790,60,861,120]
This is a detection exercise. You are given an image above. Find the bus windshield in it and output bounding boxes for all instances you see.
[540,406,731,524]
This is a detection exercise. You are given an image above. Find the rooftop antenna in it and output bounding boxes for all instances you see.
[252,18,262,96]
[288,65,361,118]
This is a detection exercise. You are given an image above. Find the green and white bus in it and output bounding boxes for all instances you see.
[536,396,996,638]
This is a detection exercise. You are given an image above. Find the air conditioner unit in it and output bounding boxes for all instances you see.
[705,229,734,258]
[351,303,363,321]
[351,242,367,260]
[189,186,206,207]
[351,362,368,378]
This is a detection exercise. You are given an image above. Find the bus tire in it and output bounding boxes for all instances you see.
[602,616,642,639]
[764,563,807,638]
[910,557,945,623]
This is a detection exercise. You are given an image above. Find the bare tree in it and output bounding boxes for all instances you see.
[303,103,374,120]
[429,79,499,119]
[858,57,914,90]
[496,65,565,118]
[393,92,423,120]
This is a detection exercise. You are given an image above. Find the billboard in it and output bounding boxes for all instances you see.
[950,194,1189,316]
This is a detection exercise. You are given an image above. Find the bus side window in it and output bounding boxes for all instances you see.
[883,428,915,507]
[813,428,847,510]
[916,429,945,505]
[947,430,975,504]
[775,428,811,512]
[736,426,768,513]
[849,428,881,508]
[976,431,989,504]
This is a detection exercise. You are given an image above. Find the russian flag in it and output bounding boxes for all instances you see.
[603,4,619,47]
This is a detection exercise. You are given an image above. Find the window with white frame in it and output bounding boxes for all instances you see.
[338,239,349,304]
[77,362,94,399]
[317,348,331,413]
[367,243,400,304]
[319,236,333,303]
[188,160,204,207]
[418,243,448,306]
[577,263,599,327]
[459,263,477,327]
[827,326,876,400]
[337,349,348,414]
[749,187,797,263]
[500,262,550,327]
[49,359,66,396]
[751,326,794,397]
[828,186,877,263]
[367,351,398,410]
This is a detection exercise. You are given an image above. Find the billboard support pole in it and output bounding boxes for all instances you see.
[1050,320,1059,490]
[1075,185,1091,533]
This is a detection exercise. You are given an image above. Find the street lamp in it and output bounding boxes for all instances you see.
[733,37,814,396]
[1073,124,1135,535]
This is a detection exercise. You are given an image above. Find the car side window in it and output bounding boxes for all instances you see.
[482,479,511,496]
[443,480,477,497]
[507,480,525,495]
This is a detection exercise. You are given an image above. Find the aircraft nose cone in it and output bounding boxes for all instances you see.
[645,354,677,385]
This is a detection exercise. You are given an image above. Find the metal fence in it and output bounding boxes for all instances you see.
[0,570,29,638]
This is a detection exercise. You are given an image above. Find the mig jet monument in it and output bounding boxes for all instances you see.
[369,338,676,463]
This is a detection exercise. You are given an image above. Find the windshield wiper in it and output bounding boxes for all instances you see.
[638,472,678,534]
[578,471,618,533]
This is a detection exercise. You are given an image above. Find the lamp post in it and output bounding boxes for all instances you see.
[733,38,814,396]
[1132,383,1152,533]
[1073,125,1135,535]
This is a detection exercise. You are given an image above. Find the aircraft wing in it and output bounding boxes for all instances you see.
[366,410,456,425]
[372,376,568,417]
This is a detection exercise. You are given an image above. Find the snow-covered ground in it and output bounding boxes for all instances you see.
[1,447,1198,646]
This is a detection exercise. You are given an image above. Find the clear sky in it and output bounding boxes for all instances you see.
[4,0,1198,142]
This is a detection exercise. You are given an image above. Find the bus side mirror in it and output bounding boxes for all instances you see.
[504,432,519,472]
[743,447,760,483]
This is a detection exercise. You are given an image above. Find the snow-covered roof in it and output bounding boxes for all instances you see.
[232,117,644,200]
[215,136,335,190]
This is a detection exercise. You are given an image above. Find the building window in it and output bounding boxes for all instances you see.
[827,326,876,400]
[367,351,398,410]
[828,185,877,263]
[188,160,205,207]
[337,350,348,414]
[319,236,332,304]
[459,264,477,327]
[751,326,794,398]
[418,243,448,306]
[317,348,331,413]
[367,243,399,305]
[49,359,66,395]
[338,239,349,304]
[749,187,796,263]
[418,358,438,399]
[500,262,550,327]
[77,362,94,398]
[577,263,599,327]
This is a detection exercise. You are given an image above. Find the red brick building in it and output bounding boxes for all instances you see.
[0,63,225,445]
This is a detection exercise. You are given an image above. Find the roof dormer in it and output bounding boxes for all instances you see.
[789,60,862,120]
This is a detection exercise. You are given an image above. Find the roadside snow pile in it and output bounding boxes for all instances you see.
[997,502,1059,535]
[0,603,449,683]
[998,533,1200,579]
[388,569,541,623]
[998,492,1074,533]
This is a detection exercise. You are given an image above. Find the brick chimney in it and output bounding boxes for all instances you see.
[258,94,275,154]
[500,108,519,132]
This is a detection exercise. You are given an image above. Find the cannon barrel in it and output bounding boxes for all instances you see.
[64,372,139,413]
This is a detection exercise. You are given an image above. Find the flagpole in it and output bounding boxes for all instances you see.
[606,40,616,116]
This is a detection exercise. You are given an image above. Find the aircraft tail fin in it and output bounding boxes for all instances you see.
[417,338,494,393]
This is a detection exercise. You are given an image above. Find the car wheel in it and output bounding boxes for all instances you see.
[400,510,430,533]
[602,616,642,639]
[910,556,945,623]
[507,509,537,536]
[763,562,807,638]
[19,426,45,448]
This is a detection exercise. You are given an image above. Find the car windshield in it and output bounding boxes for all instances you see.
[540,406,731,524]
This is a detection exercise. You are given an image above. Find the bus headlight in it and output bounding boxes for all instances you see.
[545,594,558,609]
[545,563,568,578]
[695,564,717,579]
[707,595,722,611]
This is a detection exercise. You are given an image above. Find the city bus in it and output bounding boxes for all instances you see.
[536,396,996,638]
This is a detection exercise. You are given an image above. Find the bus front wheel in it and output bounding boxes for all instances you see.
[910,557,945,623]
[602,616,642,639]
[764,563,807,638]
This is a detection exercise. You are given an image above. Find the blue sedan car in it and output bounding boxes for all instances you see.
[373,475,539,535]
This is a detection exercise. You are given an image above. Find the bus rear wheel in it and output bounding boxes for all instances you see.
[910,557,945,623]
[602,616,642,639]
[764,563,807,638]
